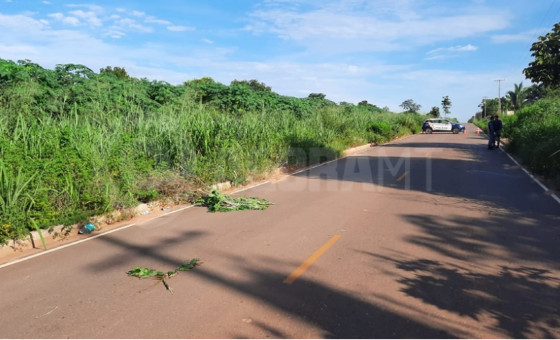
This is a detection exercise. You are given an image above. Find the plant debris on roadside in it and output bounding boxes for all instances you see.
[126,258,201,293]
[194,189,274,212]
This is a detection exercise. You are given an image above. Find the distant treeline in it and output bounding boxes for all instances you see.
[0,58,424,244]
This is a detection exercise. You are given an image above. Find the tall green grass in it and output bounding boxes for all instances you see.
[474,96,560,189]
[506,98,560,187]
[0,74,424,245]
[0,161,37,241]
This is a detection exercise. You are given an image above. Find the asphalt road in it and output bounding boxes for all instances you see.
[1,124,559,338]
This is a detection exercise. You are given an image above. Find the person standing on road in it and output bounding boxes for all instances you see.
[493,115,503,149]
[487,115,495,149]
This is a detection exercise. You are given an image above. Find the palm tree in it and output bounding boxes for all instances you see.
[506,82,528,111]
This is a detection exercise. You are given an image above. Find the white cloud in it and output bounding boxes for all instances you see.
[66,4,104,13]
[49,9,102,27]
[247,1,509,53]
[456,44,478,52]
[63,16,80,26]
[426,44,478,60]
[49,13,80,26]
[0,13,49,31]
[167,25,194,32]
[48,12,63,20]
[6,5,193,41]
[68,10,102,26]
[105,29,126,39]
[145,16,171,25]
[0,44,39,55]
[491,28,547,44]
[113,18,153,33]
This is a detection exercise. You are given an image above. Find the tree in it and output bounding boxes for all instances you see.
[441,96,451,116]
[55,63,94,85]
[147,80,183,105]
[358,100,378,108]
[478,98,500,118]
[308,93,326,100]
[399,99,421,113]
[356,100,381,113]
[428,106,440,118]
[523,23,560,88]
[525,84,546,104]
[506,82,528,111]
[230,79,271,92]
[184,77,227,104]
[100,66,130,79]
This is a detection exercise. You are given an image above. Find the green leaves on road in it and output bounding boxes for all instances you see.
[194,189,274,212]
[126,258,201,293]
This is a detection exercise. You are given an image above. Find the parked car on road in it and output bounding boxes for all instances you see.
[422,119,465,134]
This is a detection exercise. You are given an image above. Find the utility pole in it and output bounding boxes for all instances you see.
[494,79,505,115]
[483,96,487,118]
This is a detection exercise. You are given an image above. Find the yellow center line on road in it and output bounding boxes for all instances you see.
[396,171,407,182]
[283,235,341,285]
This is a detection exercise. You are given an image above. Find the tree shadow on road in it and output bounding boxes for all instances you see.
[292,142,560,215]
[80,140,560,338]
[85,229,458,338]
[402,212,560,265]
[359,206,560,338]
[86,229,207,273]
[367,252,560,338]
[398,261,560,338]
[192,255,458,339]
[310,138,560,338]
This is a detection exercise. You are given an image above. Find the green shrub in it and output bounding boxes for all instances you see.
[506,98,560,187]
[0,58,431,244]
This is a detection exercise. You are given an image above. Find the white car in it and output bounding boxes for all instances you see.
[422,119,465,134]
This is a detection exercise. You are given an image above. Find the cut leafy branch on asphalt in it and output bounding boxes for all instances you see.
[194,189,274,212]
[126,258,201,293]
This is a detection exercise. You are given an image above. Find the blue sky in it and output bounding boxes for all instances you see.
[1,0,559,122]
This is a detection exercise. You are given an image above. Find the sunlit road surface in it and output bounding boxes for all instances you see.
[1,124,559,338]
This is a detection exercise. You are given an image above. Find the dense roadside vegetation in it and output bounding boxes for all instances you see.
[0,58,424,244]
[473,92,560,189]
[471,23,560,193]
